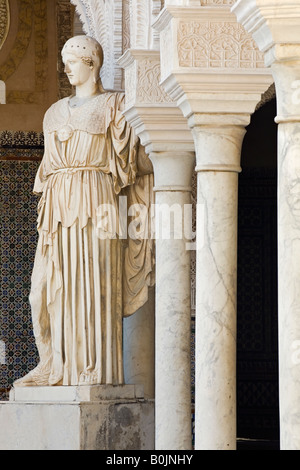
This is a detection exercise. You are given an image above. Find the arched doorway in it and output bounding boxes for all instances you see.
[237,97,279,450]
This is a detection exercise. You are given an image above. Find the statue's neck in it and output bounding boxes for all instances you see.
[75,81,99,99]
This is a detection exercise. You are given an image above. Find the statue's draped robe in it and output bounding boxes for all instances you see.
[30,92,154,386]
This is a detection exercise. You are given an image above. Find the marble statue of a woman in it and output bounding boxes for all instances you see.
[14,35,154,387]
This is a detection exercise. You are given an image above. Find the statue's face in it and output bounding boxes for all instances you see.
[63,52,92,87]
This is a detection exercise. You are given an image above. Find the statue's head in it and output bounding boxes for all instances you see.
[62,35,104,85]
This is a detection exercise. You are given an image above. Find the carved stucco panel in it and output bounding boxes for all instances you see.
[0,0,33,84]
[177,20,265,69]
[130,0,150,49]
[57,0,74,99]
[124,60,137,108]
[152,0,163,49]
[160,23,174,82]
[201,0,235,5]
[0,0,10,51]
[123,0,131,52]
[129,0,164,50]
[124,55,173,108]
[137,58,173,104]
[0,0,49,104]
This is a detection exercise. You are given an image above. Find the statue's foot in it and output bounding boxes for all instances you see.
[79,370,100,385]
[48,373,63,386]
[13,364,50,387]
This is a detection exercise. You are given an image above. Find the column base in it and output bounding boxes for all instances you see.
[0,385,154,450]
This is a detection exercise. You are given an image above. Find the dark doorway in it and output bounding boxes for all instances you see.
[237,97,280,450]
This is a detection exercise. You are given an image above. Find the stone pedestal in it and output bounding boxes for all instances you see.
[0,385,154,450]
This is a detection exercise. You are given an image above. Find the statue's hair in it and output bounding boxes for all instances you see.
[62,36,104,70]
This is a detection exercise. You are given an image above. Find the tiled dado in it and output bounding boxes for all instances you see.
[0,131,42,400]
[0,131,44,148]
[0,131,43,163]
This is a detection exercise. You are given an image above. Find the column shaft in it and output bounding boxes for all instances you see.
[272,60,300,450]
[150,151,195,450]
[193,122,247,450]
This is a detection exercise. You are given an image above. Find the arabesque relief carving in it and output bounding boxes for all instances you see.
[137,58,173,104]
[178,20,264,69]
[201,0,235,5]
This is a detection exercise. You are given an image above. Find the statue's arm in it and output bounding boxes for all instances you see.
[33,157,47,196]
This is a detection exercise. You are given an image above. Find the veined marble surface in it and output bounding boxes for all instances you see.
[193,122,244,450]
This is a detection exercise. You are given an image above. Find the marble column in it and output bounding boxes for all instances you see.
[272,59,300,450]
[191,114,249,450]
[150,150,195,450]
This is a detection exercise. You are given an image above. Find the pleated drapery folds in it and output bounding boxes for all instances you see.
[16,92,154,387]
[47,221,123,386]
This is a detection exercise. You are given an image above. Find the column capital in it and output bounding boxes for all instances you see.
[154,2,273,119]
[188,112,251,129]
[149,150,195,192]
[232,0,300,66]
[118,48,194,154]
[191,118,246,174]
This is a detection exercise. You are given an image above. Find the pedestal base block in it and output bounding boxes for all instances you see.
[0,385,154,450]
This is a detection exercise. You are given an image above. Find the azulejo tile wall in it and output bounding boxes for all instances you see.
[0,131,42,400]
[0,131,44,149]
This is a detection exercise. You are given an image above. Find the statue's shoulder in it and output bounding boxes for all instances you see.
[43,97,69,131]
[45,97,69,116]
